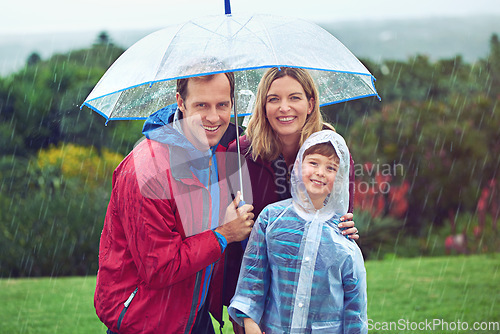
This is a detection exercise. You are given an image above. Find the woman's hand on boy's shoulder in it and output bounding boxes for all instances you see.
[339,213,359,240]
[243,317,263,334]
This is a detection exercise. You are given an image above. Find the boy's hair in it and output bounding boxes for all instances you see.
[303,142,339,164]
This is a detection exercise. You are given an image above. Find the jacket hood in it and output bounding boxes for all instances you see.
[143,103,242,149]
[142,103,212,170]
[291,130,350,220]
[142,103,178,136]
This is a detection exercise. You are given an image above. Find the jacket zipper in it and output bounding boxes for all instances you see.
[117,287,138,330]
[184,271,203,333]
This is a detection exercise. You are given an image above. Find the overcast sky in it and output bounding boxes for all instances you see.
[2,0,500,35]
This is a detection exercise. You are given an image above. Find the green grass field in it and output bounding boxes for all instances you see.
[1,254,499,333]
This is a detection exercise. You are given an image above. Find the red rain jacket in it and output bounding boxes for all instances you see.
[95,137,230,333]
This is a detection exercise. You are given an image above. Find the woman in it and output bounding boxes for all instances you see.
[228,67,357,230]
[224,67,358,332]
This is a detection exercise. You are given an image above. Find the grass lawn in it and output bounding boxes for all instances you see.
[1,254,499,333]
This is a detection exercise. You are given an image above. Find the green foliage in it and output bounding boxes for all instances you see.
[0,145,123,277]
[343,40,500,231]
[348,94,499,231]
[437,212,500,255]
[325,34,500,240]
[323,50,494,132]
[0,43,143,157]
[95,31,113,46]
[354,210,405,260]
[486,34,500,95]
[0,33,145,278]
[1,32,500,278]
[26,52,41,67]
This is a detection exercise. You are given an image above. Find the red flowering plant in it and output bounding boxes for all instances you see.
[350,161,409,259]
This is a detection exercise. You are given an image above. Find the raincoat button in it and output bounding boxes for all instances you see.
[298,302,304,308]
[305,257,310,262]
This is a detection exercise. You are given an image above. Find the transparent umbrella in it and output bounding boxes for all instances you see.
[82,13,379,121]
[82,7,380,203]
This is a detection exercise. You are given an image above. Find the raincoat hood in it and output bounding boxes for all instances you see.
[142,103,178,135]
[291,130,350,220]
[142,103,212,171]
[228,130,366,333]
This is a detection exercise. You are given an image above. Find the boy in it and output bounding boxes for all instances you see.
[228,130,367,334]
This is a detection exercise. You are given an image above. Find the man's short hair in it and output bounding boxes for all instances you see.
[176,72,235,103]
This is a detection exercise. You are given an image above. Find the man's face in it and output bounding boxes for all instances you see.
[176,74,232,151]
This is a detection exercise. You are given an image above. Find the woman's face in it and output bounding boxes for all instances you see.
[265,75,314,141]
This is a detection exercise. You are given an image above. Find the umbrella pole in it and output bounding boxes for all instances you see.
[224,0,231,15]
[233,106,245,203]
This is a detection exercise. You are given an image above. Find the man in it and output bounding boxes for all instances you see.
[95,72,254,334]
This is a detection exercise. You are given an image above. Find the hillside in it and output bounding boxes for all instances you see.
[320,15,500,63]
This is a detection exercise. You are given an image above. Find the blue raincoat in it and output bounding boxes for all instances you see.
[228,130,367,334]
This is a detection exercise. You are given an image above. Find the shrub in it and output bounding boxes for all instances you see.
[0,145,123,277]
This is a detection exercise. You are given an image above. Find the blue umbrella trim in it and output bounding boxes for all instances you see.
[84,65,378,104]
[83,65,380,122]
[83,92,380,122]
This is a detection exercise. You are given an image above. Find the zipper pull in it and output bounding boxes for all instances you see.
[124,287,138,307]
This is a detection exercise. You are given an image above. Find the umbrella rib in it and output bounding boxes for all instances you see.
[152,22,190,83]
[199,17,237,54]
[231,16,292,60]
[189,15,259,39]
[231,17,279,48]
[260,21,280,66]
[189,15,278,51]
[226,15,253,39]
[83,14,381,122]
[190,21,230,39]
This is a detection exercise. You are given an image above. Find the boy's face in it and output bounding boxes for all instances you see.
[301,153,339,205]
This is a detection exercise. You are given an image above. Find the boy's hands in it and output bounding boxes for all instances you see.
[230,318,245,334]
[215,192,254,244]
[243,317,263,334]
[339,213,359,240]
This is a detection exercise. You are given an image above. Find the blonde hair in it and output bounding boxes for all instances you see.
[246,67,334,162]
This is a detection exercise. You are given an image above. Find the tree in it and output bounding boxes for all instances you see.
[0,43,142,157]
[26,52,41,67]
[95,31,112,46]
[348,94,499,233]
[0,144,123,277]
[487,33,500,99]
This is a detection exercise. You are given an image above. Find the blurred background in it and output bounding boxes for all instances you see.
[0,0,499,330]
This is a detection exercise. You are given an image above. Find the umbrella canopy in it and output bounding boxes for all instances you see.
[82,13,379,121]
